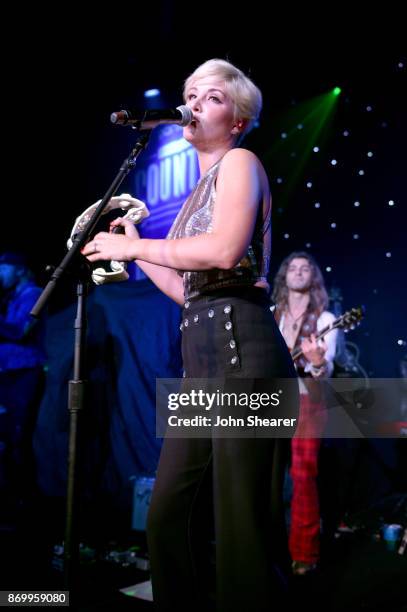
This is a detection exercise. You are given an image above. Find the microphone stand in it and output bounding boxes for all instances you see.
[30,129,152,598]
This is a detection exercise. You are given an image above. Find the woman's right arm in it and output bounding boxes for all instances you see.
[110,218,185,306]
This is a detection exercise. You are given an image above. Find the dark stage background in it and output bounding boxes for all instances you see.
[1,10,406,536]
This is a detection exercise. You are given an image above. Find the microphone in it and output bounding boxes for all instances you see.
[110,105,193,129]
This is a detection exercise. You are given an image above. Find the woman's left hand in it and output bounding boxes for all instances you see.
[81,231,136,262]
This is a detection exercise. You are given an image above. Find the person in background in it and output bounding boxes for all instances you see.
[0,251,46,515]
[272,252,337,575]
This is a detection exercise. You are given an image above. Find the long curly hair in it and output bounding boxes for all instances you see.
[272,251,329,323]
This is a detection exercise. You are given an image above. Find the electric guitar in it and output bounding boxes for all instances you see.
[291,306,364,362]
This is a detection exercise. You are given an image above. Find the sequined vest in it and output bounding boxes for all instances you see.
[167,156,271,300]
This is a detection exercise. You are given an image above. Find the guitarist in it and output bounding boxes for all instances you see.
[272,252,338,576]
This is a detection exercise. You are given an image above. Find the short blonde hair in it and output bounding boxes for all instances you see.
[183,58,262,137]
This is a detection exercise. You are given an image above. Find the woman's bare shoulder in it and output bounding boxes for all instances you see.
[222,147,260,164]
[219,148,263,177]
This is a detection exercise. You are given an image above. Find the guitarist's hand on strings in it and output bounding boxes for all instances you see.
[301,334,327,368]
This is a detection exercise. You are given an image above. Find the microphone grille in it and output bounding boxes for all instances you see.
[176,105,193,126]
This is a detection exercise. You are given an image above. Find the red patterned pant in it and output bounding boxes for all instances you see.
[289,394,327,564]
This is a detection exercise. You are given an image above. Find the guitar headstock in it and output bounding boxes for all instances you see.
[337,306,365,332]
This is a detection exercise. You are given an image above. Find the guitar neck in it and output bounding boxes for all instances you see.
[289,307,363,362]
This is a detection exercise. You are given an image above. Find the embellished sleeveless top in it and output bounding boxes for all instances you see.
[167,157,271,300]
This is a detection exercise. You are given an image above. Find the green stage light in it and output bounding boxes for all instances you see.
[333,86,342,96]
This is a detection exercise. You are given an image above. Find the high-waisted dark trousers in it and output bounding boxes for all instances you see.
[147,287,298,612]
